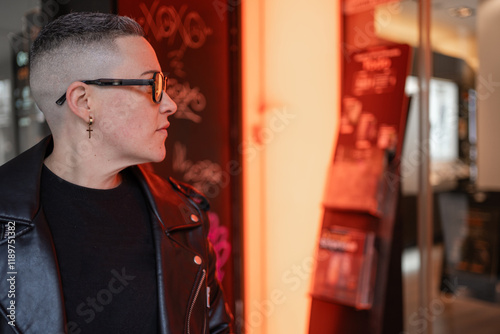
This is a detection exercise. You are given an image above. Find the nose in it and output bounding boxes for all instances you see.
[160,91,177,116]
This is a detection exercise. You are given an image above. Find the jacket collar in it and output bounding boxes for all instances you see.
[132,165,202,234]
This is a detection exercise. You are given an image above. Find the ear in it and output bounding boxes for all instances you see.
[65,81,93,122]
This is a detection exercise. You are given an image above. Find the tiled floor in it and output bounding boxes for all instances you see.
[402,245,500,334]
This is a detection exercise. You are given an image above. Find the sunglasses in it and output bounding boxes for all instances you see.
[55,72,167,105]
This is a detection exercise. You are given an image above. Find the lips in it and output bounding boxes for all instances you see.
[157,122,170,131]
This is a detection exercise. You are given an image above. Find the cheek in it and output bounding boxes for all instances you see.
[98,96,140,136]
[99,111,132,138]
[95,91,158,141]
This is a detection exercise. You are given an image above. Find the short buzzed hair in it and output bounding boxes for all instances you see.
[30,12,144,115]
[30,12,144,72]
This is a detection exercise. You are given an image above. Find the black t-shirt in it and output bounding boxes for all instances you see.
[41,165,158,333]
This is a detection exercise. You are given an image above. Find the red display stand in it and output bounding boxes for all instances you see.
[308,43,411,334]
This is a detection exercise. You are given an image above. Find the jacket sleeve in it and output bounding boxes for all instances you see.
[206,238,234,334]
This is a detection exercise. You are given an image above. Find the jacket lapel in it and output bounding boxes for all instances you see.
[133,166,206,334]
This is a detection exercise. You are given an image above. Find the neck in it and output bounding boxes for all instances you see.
[44,141,124,189]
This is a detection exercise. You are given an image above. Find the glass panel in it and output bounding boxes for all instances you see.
[366,0,500,333]
[337,0,499,332]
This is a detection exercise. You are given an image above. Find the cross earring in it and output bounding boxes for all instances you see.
[87,116,93,139]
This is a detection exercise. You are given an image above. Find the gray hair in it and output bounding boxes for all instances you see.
[30,12,144,71]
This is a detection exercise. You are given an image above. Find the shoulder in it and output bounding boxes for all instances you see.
[0,136,51,179]
[0,137,52,221]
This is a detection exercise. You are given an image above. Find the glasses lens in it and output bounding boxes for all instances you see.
[154,72,164,103]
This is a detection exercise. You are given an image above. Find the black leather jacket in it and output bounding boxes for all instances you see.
[0,137,232,334]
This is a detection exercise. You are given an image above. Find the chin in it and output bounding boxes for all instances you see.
[149,156,166,163]
[132,143,166,165]
[149,148,167,163]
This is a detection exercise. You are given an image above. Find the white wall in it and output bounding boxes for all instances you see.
[477,0,500,190]
[243,1,340,333]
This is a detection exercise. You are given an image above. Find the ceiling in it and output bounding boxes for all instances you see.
[374,0,480,69]
[411,0,477,33]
